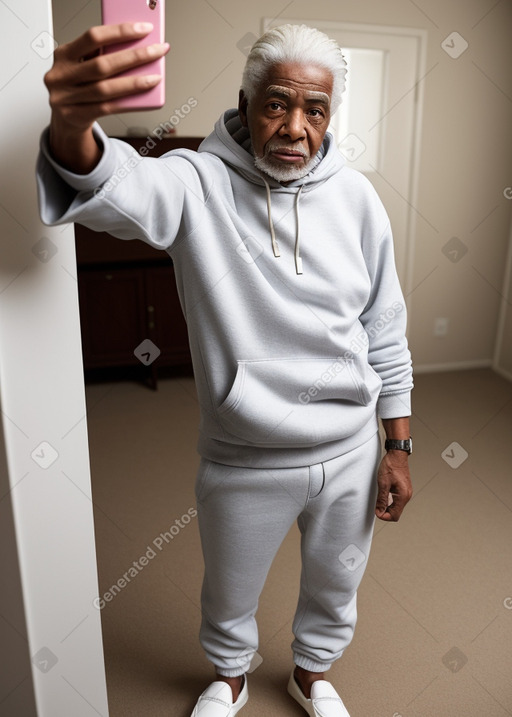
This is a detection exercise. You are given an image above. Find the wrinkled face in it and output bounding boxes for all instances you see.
[239,62,333,183]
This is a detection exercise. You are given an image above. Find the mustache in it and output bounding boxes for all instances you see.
[264,142,309,159]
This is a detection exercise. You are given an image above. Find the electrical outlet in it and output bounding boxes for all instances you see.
[434,317,449,336]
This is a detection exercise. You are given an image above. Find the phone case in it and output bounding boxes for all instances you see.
[101,0,165,110]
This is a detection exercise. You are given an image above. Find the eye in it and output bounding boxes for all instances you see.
[268,102,283,111]
[308,108,324,118]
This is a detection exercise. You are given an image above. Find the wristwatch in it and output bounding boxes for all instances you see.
[384,437,413,455]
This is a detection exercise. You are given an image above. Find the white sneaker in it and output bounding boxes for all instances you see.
[190,675,248,716]
[287,671,351,717]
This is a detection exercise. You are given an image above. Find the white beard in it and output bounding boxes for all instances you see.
[254,153,318,182]
[253,141,317,183]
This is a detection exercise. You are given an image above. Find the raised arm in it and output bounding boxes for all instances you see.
[44,23,169,174]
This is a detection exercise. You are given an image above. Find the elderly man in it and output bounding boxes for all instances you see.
[38,22,413,717]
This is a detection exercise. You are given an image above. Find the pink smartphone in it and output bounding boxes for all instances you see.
[101,0,165,110]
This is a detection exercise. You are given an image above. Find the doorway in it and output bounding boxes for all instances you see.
[265,18,427,303]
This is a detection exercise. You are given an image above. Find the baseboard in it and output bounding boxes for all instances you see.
[412,359,493,374]
[492,364,512,383]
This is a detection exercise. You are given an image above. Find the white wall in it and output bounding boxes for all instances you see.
[52,0,512,374]
[0,1,109,714]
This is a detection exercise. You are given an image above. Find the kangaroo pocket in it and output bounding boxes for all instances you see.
[217,357,381,447]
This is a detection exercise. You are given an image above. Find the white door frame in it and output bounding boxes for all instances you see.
[0,1,109,714]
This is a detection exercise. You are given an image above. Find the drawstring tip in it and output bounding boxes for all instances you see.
[295,256,303,275]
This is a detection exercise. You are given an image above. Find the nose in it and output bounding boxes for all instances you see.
[278,108,306,142]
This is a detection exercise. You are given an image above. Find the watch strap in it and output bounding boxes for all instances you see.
[385,438,412,454]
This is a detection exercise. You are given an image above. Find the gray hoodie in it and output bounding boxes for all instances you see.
[36,108,413,468]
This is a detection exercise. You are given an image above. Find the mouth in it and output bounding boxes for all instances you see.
[269,148,307,163]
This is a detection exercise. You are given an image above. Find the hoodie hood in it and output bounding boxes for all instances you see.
[198,109,345,273]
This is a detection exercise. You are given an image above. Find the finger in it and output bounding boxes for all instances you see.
[63,23,157,62]
[376,509,397,522]
[79,42,169,84]
[49,75,162,128]
[51,74,162,123]
[382,495,405,522]
[375,477,391,518]
[56,98,146,126]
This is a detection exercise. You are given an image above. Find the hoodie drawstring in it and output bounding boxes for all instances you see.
[264,180,280,259]
[294,185,304,275]
[263,179,304,275]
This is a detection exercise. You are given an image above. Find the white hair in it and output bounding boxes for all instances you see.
[241,24,347,114]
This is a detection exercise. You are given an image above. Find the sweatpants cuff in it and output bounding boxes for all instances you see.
[215,666,248,678]
[293,653,334,673]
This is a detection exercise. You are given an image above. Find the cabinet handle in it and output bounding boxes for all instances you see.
[148,306,155,330]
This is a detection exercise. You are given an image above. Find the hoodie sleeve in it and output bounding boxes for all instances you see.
[359,216,413,420]
[36,122,211,250]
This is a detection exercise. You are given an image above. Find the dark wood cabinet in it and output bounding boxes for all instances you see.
[75,136,203,388]
[144,264,190,365]
[77,266,147,368]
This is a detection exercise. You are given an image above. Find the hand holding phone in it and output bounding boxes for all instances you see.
[101,0,166,110]
[44,18,168,172]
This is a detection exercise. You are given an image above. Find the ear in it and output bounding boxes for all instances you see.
[238,89,249,127]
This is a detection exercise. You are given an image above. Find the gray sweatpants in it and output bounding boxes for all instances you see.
[195,431,381,677]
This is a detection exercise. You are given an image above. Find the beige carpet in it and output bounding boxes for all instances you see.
[84,368,512,716]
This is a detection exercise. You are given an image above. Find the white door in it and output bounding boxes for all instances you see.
[264,19,427,298]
